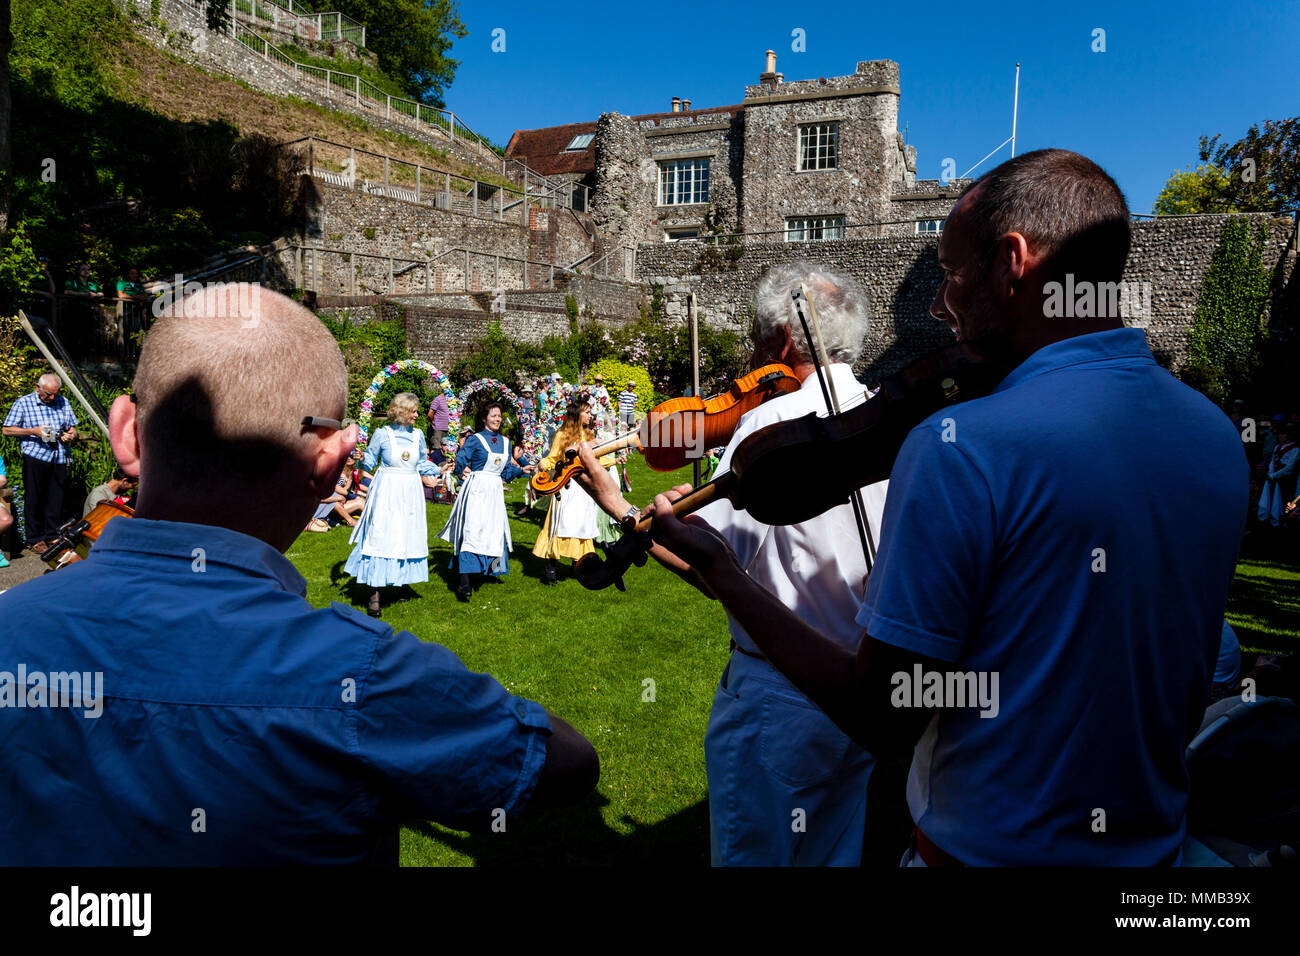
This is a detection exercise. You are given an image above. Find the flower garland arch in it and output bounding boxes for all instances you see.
[357,360,460,452]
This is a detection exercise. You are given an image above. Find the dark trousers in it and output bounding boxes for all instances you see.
[22,455,70,544]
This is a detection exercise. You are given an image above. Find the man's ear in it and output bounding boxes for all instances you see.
[776,323,795,363]
[308,423,358,498]
[108,394,142,478]
[995,231,1034,302]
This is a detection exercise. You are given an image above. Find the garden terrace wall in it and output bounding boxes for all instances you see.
[634,213,1298,381]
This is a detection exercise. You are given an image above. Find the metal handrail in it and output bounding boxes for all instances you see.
[230,0,366,47]
[229,22,514,170]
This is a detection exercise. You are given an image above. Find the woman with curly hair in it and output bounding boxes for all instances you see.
[345,392,442,617]
[532,399,614,585]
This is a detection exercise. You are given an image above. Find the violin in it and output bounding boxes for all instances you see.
[575,340,1018,590]
[529,363,800,497]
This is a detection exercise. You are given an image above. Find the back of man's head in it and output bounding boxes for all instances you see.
[962,149,1131,284]
[132,284,347,496]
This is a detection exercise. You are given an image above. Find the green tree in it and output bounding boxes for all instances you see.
[1155,118,1299,215]
[1153,165,1231,216]
[1200,118,1299,215]
[332,0,467,107]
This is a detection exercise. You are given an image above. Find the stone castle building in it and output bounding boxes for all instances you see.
[506,52,968,250]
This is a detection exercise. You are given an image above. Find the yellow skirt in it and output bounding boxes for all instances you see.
[532,503,596,561]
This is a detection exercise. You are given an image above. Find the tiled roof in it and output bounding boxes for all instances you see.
[507,104,743,177]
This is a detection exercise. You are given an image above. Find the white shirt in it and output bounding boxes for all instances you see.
[697,363,888,655]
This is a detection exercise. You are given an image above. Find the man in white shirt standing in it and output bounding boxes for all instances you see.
[578,261,886,865]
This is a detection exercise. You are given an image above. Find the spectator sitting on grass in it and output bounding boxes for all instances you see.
[0,456,12,568]
[83,467,137,516]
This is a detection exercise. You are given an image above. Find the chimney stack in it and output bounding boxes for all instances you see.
[765,50,777,74]
[760,50,781,86]
[671,96,681,112]
[682,98,692,111]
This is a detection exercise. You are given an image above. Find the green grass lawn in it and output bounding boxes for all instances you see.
[286,456,728,866]
[1225,548,1300,656]
[285,454,1300,867]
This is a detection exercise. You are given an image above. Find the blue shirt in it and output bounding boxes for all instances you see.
[856,328,1248,866]
[454,430,526,481]
[3,392,79,464]
[0,517,552,865]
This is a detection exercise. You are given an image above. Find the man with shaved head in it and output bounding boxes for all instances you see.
[3,372,79,553]
[0,284,598,865]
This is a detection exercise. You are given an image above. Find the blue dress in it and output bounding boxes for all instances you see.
[344,425,438,587]
[438,430,526,576]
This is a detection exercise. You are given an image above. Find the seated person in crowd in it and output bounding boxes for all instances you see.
[0,456,11,568]
[83,467,137,517]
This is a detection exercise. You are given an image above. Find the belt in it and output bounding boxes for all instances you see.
[729,639,766,662]
[914,827,965,867]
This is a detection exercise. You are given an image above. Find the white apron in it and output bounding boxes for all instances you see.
[552,475,599,539]
[348,427,428,560]
[443,432,512,558]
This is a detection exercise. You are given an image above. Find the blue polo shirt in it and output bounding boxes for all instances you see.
[857,328,1248,865]
[0,517,552,865]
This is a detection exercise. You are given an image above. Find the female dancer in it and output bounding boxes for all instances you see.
[438,401,533,601]
[345,393,442,617]
[533,400,614,584]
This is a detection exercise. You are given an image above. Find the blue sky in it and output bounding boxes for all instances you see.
[443,0,1299,214]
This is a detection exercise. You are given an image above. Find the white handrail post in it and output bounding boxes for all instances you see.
[464,250,470,292]
[473,183,478,217]
[416,165,421,202]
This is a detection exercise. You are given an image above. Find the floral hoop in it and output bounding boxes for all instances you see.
[357,359,460,453]
[457,378,545,457]
[531,376,574,432]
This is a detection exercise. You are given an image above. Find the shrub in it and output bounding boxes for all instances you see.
[588,359,653,415]
[1181,217,1272,404]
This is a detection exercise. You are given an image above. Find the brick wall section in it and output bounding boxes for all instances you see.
[389,275,646,369]
[634,214,1298,381]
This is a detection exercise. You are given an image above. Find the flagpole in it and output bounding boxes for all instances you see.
[1011,63,1020,158]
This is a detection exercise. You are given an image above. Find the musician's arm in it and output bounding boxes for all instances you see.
[661,504,934,755]
[572,442,696,579]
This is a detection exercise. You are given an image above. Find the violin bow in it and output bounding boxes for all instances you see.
[792,285,878,573]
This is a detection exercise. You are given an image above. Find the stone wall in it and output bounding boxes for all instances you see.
[740,61,904,239]
[641,112,744,239]
[887,179,970,236]
[634,213,1298,381]
[591,113,657,250]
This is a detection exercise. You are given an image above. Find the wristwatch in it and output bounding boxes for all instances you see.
[619,504,640,529]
